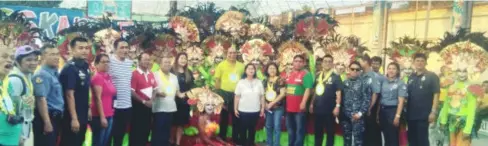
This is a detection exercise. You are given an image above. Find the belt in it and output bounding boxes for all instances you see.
[380,105,397,109]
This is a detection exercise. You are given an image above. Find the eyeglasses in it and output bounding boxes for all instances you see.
[350,68,361,72]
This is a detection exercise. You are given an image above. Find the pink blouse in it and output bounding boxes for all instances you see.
[90,72,116,117]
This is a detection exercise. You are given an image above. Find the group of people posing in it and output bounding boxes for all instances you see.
[0,36,487,146]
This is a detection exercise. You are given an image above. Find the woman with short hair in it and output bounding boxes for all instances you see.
[234,64,265,146]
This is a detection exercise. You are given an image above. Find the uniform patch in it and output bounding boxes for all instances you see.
[35,77,42,83]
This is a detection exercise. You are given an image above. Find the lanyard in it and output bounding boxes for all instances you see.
[157,70,171,86]
[318,71,333,83]
[267,77,278,91]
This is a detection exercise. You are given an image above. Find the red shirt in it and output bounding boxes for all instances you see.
[131,68,157,101]
[284,70,314,113]
[90,72,116,117]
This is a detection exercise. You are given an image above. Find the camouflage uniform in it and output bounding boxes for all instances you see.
[341,77,372,146]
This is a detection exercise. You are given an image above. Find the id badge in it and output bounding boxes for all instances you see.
[229,74,238,82]
[315,84,325,96]
[165,86,174,96]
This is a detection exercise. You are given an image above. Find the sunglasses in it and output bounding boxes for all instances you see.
[350,68,361,72]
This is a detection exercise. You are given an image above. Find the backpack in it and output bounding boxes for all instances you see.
[8,74,27,96]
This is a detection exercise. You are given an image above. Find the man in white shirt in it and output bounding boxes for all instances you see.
[151,55,184,146]
[108,39,133,146]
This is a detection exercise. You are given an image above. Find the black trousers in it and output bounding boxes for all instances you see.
[407,119,430,146]
[314,113,335,146]
[59,119,87,146]
[33,110,63,146]
[364,103,382,146]
[380,106,400,146]
[109,108,132,146]
[129,101,152,146]
[151,112,174,146]
[217,90,239,143]
[238,111,259,146]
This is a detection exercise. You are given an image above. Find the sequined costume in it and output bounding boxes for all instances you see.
[341,77,372,146]
[439,82,477,146]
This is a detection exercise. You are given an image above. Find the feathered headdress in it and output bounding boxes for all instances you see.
[215,10,247,40]
[240,39,274,65]
[247,23,274,41]
[389,36,430,71]
[434,29,488,82]
[292,11,338,42]
[186,87,224,114]
[175,2,224,40]
[277,41,308,72]
[0,11,45,50]
[201,35,234,65]
[169,16,200,43]
[322,34,366,67]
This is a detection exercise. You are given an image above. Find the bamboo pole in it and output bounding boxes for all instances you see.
[382,2,389,50]
[414,0,419,36]
[424,0,431,41]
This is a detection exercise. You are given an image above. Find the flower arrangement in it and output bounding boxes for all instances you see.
[204,121,219,136]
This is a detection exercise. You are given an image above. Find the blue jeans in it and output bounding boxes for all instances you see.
[265,108,284,146]
[91,116,113,146]
[286,112,306,146]
[152,112,174,146]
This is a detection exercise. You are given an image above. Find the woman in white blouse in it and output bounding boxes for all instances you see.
[234,64,265,146]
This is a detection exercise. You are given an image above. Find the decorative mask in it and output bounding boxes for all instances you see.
[186,88,224,115]
[185,45,204,66]
[441,41,488,82]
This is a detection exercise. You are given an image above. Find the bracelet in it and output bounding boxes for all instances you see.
[395,114,401,118]
[142,100,147,104]
[335,104,341,107]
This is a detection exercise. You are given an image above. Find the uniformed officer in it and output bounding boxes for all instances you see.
[407,53,440,146]
[32,44,64,146]
[378,62,408,146]
[358,55,383,146]
[341,61,371,146]
[59,37,92,146]
[310,55,343,146]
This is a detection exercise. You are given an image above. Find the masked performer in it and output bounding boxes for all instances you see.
[186,88,230,146]
[438,40,488,146]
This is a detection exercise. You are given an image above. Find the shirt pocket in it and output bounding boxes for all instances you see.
[53,79,63,97]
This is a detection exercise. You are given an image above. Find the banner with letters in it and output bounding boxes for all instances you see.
[0,5,86,38]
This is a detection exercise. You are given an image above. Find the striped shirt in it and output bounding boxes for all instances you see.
[109,55,134,109]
